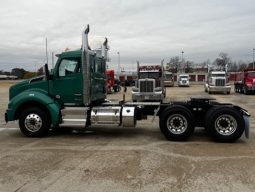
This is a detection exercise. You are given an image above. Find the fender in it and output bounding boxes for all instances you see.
[6,90,61,125]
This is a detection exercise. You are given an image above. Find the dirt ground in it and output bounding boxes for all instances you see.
[0,80,255,192]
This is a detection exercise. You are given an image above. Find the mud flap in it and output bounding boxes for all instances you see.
[243,115,250,139]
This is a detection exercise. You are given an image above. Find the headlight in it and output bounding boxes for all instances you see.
[132,87,139,92]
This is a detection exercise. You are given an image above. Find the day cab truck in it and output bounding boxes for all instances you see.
[234,69,255,95]
[178,74,190,87]
[204,71,231,94]
[132,61,166,102]
[5,25,250,142]
[106,69,120,93]
[164,71,174,87]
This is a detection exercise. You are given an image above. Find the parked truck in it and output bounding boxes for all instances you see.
[234,69,255,95]
[164,71,174,87]
[204,71,231,94]
[178,74,190,87]
[5,25,250,142]
[132,61,166,102]
[106,69,120,93]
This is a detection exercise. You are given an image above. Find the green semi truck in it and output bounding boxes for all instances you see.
[5,25,250,142]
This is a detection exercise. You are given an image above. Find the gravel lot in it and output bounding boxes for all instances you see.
[0,81,255,192]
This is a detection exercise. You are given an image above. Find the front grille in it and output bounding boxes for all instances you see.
[139,80,154,92]
[215,79,225,86]
[182,80,187,84]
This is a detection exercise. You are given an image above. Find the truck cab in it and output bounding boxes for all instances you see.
[205,71,231,94]
[132,62,166,102]
[164,71,174,87]
[178,74,190,87]
[6,27,107,136]
[234,69,255,94]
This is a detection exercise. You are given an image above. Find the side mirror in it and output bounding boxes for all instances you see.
[44,64,50,80]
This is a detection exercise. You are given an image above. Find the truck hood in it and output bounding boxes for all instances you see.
[9,76,47,100]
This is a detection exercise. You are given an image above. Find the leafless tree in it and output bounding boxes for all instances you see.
[166,56,181,73]
[213,52,231,71]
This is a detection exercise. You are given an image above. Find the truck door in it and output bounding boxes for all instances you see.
[90,56,106,101]
[50,57,83,106]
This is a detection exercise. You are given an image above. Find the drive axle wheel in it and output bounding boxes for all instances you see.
[19,107,50,137]
[205,107,244,142]
[159,105,194,141]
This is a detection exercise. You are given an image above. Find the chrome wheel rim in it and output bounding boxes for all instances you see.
[215,115,237,136]
[24,113,42,132]
[167,114,188,134]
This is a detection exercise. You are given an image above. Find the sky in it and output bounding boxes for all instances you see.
[0,0,255,72]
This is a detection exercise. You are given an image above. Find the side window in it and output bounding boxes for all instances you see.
[95,58,105,73]
[58,58,80,77]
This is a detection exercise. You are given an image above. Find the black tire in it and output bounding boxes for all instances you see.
[19,107,50,137]
[205,107,244,142]
[243,86,249,95]
[159,105,195,141]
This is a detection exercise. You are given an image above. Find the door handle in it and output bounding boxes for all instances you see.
[74,93,82,96]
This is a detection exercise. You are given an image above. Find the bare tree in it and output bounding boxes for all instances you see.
[213,52,231,71]
[238,60,248,71]
[166,56,181,73]
[184,61,194,73]
[228,61,238,72]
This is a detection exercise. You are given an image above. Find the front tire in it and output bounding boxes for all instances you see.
[159,105,195,141]
[19,107,50,137]
[205,107,244,142]
[243,86,249,95]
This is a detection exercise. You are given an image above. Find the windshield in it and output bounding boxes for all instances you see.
[247,71,255,78]
[165,74,173,79]
[140,72,159,79]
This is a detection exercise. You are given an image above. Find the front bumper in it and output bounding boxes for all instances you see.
[165,81,174,87]
[246,85,255,91]
[5,112,8,123]
[132,92,164,101]
[208,86,231,93]
[178,82,189,87]
[5,108,14,123]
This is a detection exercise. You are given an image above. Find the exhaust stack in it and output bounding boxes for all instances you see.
[102,38,108,60]
[82,25,91,105]
[161,59,164,87]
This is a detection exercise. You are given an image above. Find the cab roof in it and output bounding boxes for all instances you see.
[56,49,82,58]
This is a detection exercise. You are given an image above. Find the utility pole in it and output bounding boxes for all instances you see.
[117,52,120,75]
[52,52,54,69]
[181,51,184,73]
[253,48,255,69]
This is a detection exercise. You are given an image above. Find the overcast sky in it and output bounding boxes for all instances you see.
[0,0,255,71]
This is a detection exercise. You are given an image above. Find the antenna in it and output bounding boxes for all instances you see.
[45,38,48,64]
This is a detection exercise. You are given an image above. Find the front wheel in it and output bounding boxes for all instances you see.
[205,107,245,142]
[243,86,249,95]
[159,105,195,141]
[19,107,50,137]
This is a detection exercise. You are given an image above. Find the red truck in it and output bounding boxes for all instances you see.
[106,69,121,93]
[234,69,255,94]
